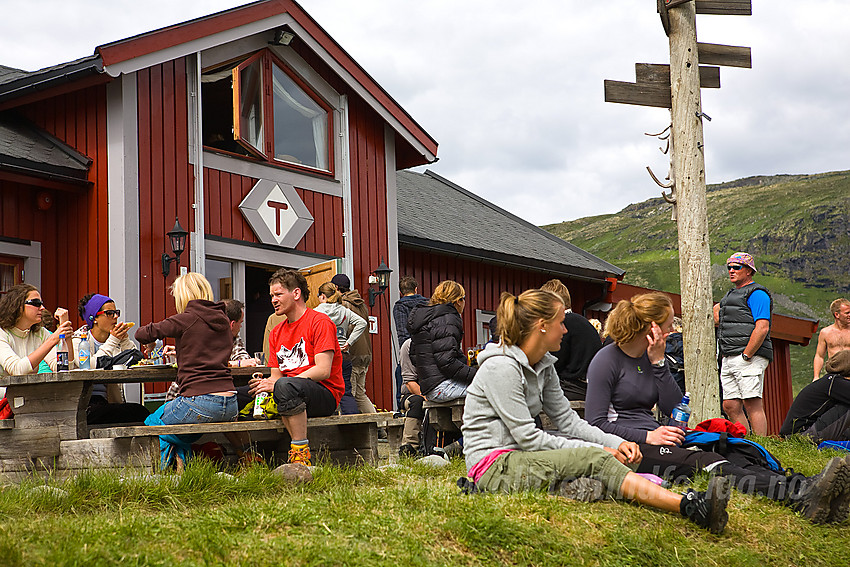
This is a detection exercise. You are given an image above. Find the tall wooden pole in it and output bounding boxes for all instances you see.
[668,2,719,422]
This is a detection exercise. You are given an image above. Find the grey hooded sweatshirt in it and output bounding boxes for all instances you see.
[462,342,626,471]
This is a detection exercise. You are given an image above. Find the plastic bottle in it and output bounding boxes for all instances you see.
[78,330,91,370]
[252,372,269,419]
[56,334,69,371]
[668,392,691,431]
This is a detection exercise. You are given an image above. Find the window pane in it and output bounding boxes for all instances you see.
[201,66,250,157]
[238,60,264,154]
[205,259,233,302]
[271,64,329,170]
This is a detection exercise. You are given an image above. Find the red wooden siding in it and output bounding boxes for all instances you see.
[201,169,344,258]
[2,85,109,324]
[136,58,195,327]
[347,96,393,410]
[399,247,607,354]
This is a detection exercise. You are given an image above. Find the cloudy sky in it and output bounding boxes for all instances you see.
[2,1,848,225]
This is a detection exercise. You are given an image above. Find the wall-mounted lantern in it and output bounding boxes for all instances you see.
[367,259,393,307]
[161,217,188,277]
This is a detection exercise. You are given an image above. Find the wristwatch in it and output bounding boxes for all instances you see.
[652,359,666,368]
[742,353,751,361]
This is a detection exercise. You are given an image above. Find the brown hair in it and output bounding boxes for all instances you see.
[318,282,343,304]
[0,283,40,332]
[223,298,244,323]
[269,269,310,301]
[831,298,850,317]
[540,279,572,310]
[606,292,673,345]
[497,289,563,347]
[430,280,465,306]
[399,275,418,296]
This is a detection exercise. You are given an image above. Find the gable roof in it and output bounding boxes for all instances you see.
[396,170,624,282]
[0,56,104,106]
[0,112,92,185]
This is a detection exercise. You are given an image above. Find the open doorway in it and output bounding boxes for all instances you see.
[245,264,278,354]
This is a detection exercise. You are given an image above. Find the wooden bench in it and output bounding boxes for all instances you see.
[88,412,405,468]
[423,398,586,434]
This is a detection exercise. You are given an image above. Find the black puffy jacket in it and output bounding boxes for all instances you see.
[407,303,476,396]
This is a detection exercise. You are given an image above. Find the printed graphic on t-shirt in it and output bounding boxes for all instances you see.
[277,338,309,371]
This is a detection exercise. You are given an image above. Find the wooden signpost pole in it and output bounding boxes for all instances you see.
[667,2,718,422]
[604,0,752,423]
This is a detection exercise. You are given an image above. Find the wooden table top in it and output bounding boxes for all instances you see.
[0,366,269,387]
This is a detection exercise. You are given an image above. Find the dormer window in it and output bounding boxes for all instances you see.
[202,49,333,174]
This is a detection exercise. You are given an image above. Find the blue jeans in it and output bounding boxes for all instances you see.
[161,393,238,425]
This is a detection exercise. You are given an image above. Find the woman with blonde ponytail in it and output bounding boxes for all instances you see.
[460,289,731,533]
[585,293,844,523]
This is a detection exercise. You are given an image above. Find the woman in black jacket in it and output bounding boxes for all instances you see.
[408,280,476,401]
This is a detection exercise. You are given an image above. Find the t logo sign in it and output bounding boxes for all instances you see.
[267,200,289,236]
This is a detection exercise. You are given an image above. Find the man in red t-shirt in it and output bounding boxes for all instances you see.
[249,269,343,466]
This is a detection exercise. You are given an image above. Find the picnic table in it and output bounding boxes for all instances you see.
[0,366,402,481]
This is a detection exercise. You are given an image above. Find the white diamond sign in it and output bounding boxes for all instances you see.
[239,179,314,247]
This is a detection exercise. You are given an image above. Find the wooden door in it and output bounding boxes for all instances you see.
[299,259,341,309]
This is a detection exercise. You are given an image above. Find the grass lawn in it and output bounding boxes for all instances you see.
[2,436,849,567]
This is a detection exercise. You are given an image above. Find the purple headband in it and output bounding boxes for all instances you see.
[84,294,113,327]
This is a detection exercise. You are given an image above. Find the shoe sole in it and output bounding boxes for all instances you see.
[705,476,732,534]
[803,457,849,524]
[826,456,850,524]
[559,477,606,502]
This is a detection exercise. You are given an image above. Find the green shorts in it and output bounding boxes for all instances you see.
[476,446,635,495]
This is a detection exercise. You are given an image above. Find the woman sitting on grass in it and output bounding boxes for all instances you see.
[585,292,850,524]
[135,272,237,470]
[461,289,731,534]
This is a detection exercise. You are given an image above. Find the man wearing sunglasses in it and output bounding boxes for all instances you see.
[713,252,772,436]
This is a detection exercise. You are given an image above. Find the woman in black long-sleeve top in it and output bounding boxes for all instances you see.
[408,280,475,402]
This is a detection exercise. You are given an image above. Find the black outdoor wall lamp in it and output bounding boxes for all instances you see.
[162,217,189,277]
[368,259,393,307]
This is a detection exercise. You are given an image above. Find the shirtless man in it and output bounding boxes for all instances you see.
[814,298,850,381]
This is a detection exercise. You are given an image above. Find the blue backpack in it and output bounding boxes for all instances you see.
[682,431,784,473]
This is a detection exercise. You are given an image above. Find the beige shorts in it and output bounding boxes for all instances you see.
[720,354,769,400]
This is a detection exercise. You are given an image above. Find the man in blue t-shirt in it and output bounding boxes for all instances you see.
[713,252,773,436]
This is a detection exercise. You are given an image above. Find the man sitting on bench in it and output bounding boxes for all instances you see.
[249,269,344,466]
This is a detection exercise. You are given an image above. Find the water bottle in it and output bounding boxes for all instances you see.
[78,330,91,370]
[56,334,69,371]
[669,392,691,431]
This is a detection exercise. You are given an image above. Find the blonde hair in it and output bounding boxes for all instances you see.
[606,292,673,345]
[430,280,465,306]
[588,318,603,336]
[831,298,850,317]
[318,281,343,304]
[540,279,572,310]
[172,272,215,313]
[497,289,563,347]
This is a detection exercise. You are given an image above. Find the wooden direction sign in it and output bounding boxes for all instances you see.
[658,0,751,35]
[697,42,752,68]
[604,64,720,108]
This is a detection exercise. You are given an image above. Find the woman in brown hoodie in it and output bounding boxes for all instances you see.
[135,273,237,436]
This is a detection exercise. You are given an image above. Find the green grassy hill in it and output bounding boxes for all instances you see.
[543,170,850,393]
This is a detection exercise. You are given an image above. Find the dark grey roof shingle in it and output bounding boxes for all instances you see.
[396,170,623,280]
[0,113,91,183]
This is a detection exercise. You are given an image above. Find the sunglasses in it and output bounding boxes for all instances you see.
[24,298,45,308]
[727,264,745,271]
[96,309,121,317]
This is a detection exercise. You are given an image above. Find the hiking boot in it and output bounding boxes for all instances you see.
[442,440,464,459]
[680,476,731,534]
[826,455,850,524]
[398,443,419,458]
[558,477,606,502]
[288,445,312,467]
[787,457,850,524]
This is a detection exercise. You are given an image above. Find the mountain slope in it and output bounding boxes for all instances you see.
[543,170,850,392]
